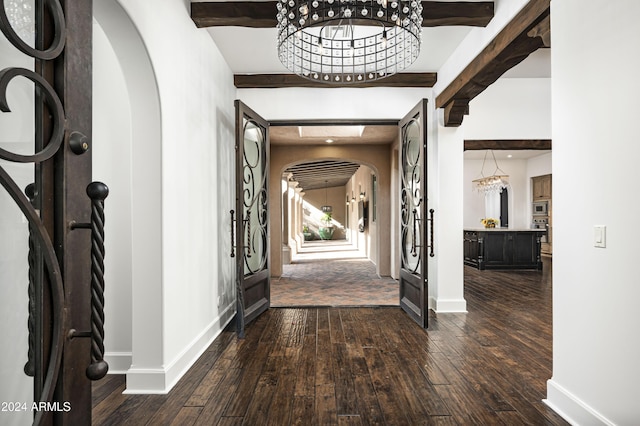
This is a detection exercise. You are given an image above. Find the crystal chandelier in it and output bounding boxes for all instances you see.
[472,150,510,193]
[276,0,423,84]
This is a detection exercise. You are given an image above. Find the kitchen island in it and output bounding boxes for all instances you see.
[464,228,546,270]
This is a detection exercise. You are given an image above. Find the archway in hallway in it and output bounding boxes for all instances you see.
[268,124,400,307]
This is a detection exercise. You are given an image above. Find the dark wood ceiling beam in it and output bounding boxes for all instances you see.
[436,0,550,127]
[191,1,494,28]
[234,72,437,88]
[464,139,552,151]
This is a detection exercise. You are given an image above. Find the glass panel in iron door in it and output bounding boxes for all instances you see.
[399,99,429,328]
[235,100,270,338]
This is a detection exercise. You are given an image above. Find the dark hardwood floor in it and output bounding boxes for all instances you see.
[93,259,567,425]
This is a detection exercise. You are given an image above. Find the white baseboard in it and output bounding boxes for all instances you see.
[544,379,614,426]
[429,297,467,313]
[104,352,132,374]
[124,303,235,394]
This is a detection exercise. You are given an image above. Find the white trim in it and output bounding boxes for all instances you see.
[430,297,468,313]
[124,303,235,394]
[544,379,615,426]
[104,352,132,374]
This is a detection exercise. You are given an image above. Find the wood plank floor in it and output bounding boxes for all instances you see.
[93,259,567,425]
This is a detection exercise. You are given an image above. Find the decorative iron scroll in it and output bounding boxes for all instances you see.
[0,0,66,60]
[400,116,423,274]
[0,68,65,163]
[241,119,268,275]
[0,1,68,423]
[0,166,65,426]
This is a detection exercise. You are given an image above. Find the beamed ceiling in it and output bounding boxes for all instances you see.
[192,0,551,188]
[192,0,551,126]
[274,123,397,190]
[285,160,362,191]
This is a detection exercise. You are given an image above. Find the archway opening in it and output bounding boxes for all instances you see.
[269,123,399,307]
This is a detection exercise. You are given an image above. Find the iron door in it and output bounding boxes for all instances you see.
[234,100,270,338]
[1,1,104,425]
[399,99,432,328]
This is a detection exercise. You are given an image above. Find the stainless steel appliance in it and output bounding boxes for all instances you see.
[532,217,549,242]
[532,201,549,216]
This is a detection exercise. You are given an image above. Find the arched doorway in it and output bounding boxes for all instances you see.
[93,0,163,390]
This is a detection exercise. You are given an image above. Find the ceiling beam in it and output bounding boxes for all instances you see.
[191,1,494,28]
[436,0,550,127]
[234,72,437,88]
[464,139,552,151]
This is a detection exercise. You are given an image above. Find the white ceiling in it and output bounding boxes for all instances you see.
[206,25,475,75]
[198,0,551,159]
[199,1,551,78]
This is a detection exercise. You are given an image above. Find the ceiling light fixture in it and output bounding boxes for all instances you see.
[276,0,423,85]
[325,138,334,143]
[472,150,510,194]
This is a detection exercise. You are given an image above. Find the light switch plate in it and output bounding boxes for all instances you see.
[594,225,606,248]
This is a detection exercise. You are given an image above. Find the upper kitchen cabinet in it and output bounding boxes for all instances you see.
[532,174,552,200]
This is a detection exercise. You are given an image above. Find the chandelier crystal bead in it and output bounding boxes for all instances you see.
[276,0,422,84]
[472,150,511,194]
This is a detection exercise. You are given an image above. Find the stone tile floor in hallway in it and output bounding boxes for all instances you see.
[272,239,399,306]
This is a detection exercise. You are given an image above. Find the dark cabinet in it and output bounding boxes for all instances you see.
[464,230,544,270]
[463,231,479,267]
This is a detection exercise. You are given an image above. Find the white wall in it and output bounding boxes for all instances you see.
[94,0,237,393]
[93,17,134,374]
[527,151,551,177]
[431,114,466,313]
[237,87,431,121]
[545,1,640,424]
[464,78,552,140]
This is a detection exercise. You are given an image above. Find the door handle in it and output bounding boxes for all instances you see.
[428,209,435,257]
[230,210,235,258]
[69,182,109,380]
[245,209,252,258]
[411,208,417,256]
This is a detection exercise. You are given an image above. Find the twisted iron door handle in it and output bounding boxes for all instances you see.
[230,210,235,258]
[245,209,252,258]
[70,181,109,380]
[411,208,417,257]
[24,183,37,377]
[86,182,109,380]
[429,208,435,257]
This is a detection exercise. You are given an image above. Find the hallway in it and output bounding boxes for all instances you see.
[272,240,399,307]
[92,259,566,425]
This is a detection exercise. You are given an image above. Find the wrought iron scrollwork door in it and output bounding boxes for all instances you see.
[1,1,106,424]
[233,100,270,338]
[399,99,433,328]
